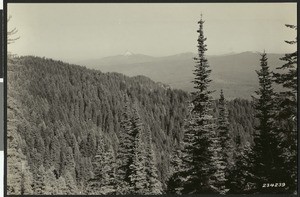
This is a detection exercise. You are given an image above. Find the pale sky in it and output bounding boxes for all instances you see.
[8,3,297,63]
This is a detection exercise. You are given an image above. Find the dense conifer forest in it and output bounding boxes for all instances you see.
[7,55,257,194]
[7,18,297,195]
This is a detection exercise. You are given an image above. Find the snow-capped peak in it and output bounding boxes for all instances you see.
[123,51,134,56]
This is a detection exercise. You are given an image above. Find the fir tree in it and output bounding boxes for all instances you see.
[217,90,234,165]
[56,176,68,194]
[44,167,59,194]
[144,127,163,194]
[216,90,233,194]
[210,128,227,194]
[180,15,216,194]
[86,143,104,195]
[227,143,254,194]
[273,24,297,193]
[7,123,33,195]
[115,95,134,194]
[166,146,183,194]
[61,146,76,178]
[170,108,197,194]
[129,112,147,194]
[20,160,34,195]
[88,141,116,195]
[250,52,285,193]
[64,170,79,194]
[33,165,46,194]
[99,146,116,194]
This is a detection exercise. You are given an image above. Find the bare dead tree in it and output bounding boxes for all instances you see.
[7,15,20,45]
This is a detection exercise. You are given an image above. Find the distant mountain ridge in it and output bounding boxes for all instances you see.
[78,52,155,67]
[78,51,284,99]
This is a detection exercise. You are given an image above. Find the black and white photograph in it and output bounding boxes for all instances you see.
[6,2,297,195]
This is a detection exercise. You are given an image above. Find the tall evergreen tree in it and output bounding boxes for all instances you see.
[216,90,233,193]
[116,102,150,194]
[56,176,68,194]
[20,164,34,195]
[250,52,285,193]
[273,24,297,193]
[129,110,147,194]
[227,143,254,194]
[209,90,236,195]
[99,146,116,194]
[217,90,234,165]
[144,127,163,194]
[115,95,134,194]
[166,107,193,195]
[86,143,104,195]
[166,146,183,194]
[7,122,33,195]
[64,170,79,194]
[44,167,59,194]
[180,15,216,194]
[88,141,116,195]
[33,165,46,194]
[60,146,76,178]
[209,128,227,194]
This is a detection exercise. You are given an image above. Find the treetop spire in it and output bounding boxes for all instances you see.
[198,13,204,24]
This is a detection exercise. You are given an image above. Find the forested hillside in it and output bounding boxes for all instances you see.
[7,56,255,194]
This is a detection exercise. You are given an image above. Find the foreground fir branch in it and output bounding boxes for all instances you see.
[249,52,286,193]
[273,24,297,193]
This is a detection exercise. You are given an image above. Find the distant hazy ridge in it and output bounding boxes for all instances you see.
[78,51,284,99]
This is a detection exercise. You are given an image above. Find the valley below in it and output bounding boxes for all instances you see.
[78,51,284,99]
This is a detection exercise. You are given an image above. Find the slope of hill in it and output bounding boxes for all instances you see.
[7,56,256,194]
[79,52,283,99]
